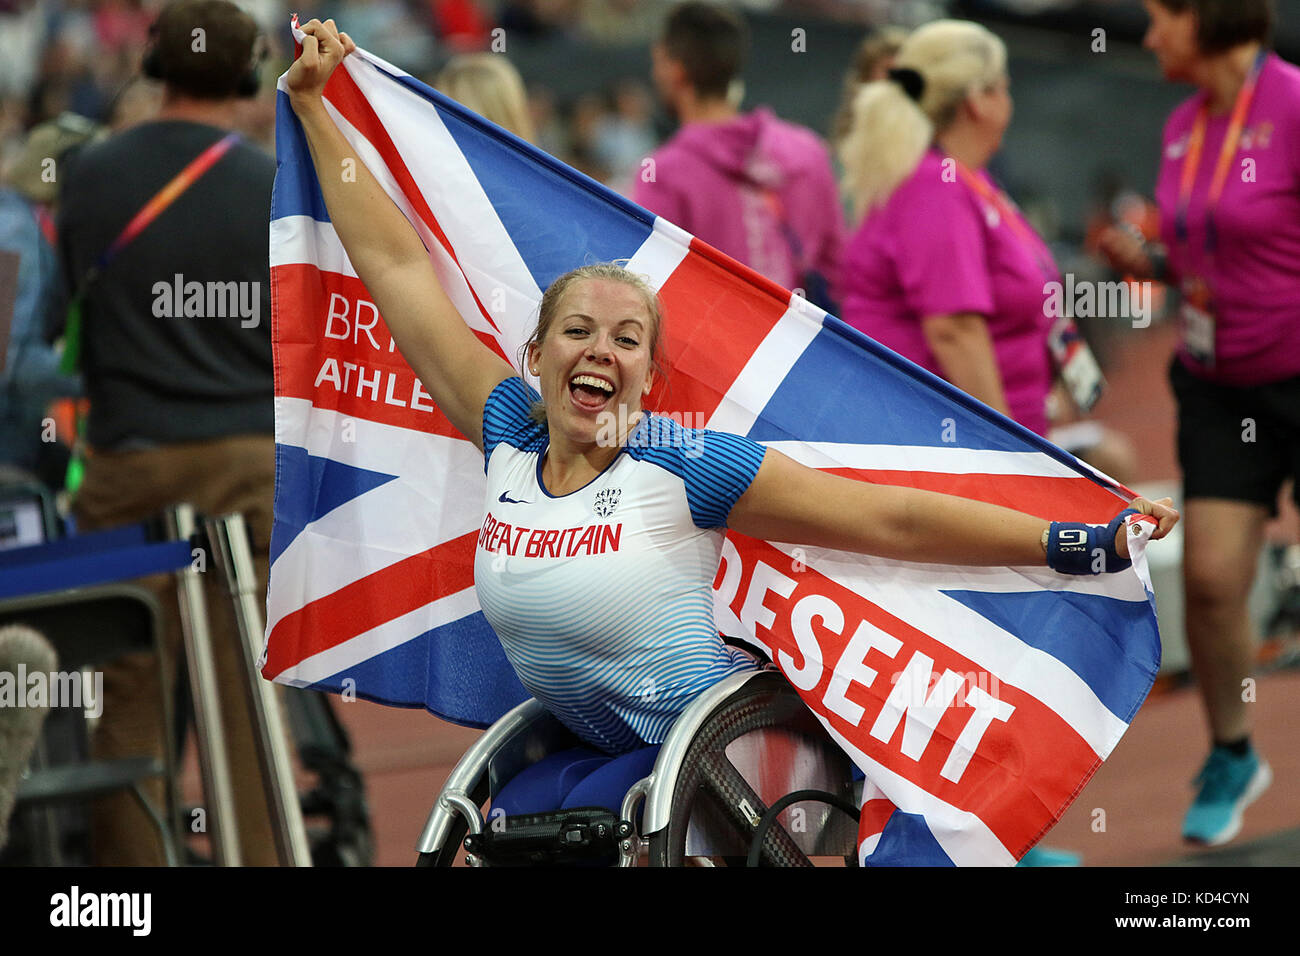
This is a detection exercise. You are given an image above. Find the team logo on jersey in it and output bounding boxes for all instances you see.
[593,487,622,518]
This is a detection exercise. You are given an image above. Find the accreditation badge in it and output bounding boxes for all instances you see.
[1048,315,1105,413]
[1180,276,1217,367]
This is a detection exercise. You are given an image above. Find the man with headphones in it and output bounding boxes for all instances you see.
[54,0,279,866]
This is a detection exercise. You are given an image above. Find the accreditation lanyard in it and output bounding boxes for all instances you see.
[94,131,242,275]
[59,131,241,375]
[33,204,57,246]
[953,160,1057,283]
[1175,49,1268,257]
[954,158,1106,411]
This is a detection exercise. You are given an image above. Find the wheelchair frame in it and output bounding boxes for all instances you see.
[416,670,860,866]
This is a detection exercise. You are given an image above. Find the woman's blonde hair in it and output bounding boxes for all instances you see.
[435,53,535,143]
[839,19,1007,221]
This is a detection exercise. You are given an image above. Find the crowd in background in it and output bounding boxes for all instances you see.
[0,0,1206,508]
[0,1,965,181]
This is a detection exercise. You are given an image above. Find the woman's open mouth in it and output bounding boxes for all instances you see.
[569,373,615,411]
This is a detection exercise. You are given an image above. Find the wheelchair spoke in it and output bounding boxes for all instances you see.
[697,750,812,868]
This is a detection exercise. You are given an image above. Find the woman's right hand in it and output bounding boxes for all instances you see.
[1097,224,1154,278]
[285,18,356,111]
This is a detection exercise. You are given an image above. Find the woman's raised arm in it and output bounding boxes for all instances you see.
[286,19,513,450]
[728,448,1178,568]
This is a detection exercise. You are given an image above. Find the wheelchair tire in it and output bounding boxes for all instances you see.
[647,671,853,867]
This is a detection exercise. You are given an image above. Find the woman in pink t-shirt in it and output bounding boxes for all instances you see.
[1102,0,1294,848]
[837,20,1058,438]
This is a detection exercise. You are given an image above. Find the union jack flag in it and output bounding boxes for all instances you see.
[265,24,1161,865]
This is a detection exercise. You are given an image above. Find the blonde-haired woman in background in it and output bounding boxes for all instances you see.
[838,19,1062,439]
[838,24,1111,865]
[435,53,535,142]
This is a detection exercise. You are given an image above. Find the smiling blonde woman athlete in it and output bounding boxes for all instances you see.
[286,19,1179,815]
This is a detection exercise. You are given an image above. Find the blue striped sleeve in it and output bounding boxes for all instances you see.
[481,376,543,468]
[630,416,767,529]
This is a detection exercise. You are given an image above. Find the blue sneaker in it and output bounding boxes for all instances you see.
[1182,746,1272,846]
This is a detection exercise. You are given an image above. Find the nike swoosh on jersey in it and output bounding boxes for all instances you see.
[498,491,530,504]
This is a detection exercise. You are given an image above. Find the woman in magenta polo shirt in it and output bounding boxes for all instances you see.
[836,20,1107,867]
[837,20,1058,438]
[1102,0,1296,847]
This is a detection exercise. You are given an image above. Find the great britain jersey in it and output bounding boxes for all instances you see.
[473,377,767,753]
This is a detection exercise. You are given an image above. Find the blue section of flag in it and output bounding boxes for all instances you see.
[271,90,331,224]
[388,72,655,292]
[862,811,955,866]
[749,319,1059,453]
[269,443,399,565]
[941,588,1161,722]
[309,612,528,727]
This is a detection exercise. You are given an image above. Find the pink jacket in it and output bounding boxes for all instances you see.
[633,108,844,295]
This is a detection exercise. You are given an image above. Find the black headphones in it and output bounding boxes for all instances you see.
[142,23,265,98]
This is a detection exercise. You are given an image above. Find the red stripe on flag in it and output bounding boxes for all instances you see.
[273,263,462,437]
[858,797,897,839]
[273,262,512,437]
[322,66,500,334]
[263,530,479,680]
[823,468,1127,523]
[717,536,1103,857]
[648,239,788,422]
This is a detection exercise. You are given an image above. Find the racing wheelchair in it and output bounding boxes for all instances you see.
[416,669,862,867]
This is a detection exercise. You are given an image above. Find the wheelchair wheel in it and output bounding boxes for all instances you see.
[646,672,857,867]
